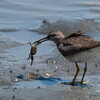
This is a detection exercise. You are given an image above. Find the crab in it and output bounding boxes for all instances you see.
[28,41,41,65]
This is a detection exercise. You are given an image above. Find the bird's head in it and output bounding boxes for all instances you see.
[47,30,65,41]
[33,30,65,45]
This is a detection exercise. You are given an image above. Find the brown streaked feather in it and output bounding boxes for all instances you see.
[58,34,100,56]
[66,31,83,39]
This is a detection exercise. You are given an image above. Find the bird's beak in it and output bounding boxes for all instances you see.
[32,36,48,46]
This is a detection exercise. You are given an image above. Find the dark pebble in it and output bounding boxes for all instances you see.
[95,64,99,67]
[37,86,41,89]
[9,70,12,73]
[12,96,15,99]
[67,70,70,73]
[22,66,26,69]
[54,70,57,72]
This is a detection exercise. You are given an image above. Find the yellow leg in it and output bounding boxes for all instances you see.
[71,62,80,85]
[81,62,87,84]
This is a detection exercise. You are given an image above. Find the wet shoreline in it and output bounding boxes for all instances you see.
[0,43,100,100]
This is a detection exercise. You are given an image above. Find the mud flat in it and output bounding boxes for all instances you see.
[0,46,100,100]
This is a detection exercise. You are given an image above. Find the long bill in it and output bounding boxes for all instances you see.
[32,37,48,46]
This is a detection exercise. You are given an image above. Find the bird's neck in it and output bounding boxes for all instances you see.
[53,37,64,46]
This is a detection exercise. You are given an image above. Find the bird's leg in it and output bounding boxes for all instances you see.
[71,62,80,85]
[81,62,87,84]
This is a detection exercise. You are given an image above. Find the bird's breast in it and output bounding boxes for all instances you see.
[64,46,100,63]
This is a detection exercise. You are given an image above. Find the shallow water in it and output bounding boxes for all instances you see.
[0,0,100,90]
[12,77,66,89]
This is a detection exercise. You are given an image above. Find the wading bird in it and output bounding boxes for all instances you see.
[31,30,100,85]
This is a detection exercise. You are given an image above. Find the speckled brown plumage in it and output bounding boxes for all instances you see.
[58,31,100,56]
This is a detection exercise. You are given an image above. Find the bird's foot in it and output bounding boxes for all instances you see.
[80,80,88,84]
[61,81,88,87]
[61,81,76,86]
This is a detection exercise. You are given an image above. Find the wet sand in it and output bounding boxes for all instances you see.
[0,48,100,100]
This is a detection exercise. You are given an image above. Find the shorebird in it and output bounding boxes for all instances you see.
[32,30,100,85]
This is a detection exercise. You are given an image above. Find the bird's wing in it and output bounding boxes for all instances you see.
[65,31,83,39]
[59,35,100,56]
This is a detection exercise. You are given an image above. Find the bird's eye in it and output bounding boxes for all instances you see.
[48,34,56,38]
[51,34,56,37]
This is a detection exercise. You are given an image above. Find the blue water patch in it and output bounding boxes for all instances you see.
[35,76,65,86]
[13,77,67,89]
[14,76,89,89]
[35,76,61,81]
[17,75,26,79]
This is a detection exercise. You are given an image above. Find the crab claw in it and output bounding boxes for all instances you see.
[31,55,34,66]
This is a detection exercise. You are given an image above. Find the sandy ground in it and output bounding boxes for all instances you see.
[0,47,100,100]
